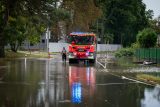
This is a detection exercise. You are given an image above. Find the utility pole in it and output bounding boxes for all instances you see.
[46,27,51,58]
[46,13,51,56]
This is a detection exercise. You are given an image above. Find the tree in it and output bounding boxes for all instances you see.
[104,33,114,44]
[0,0,67,57]
[4,16,26,52]
[146,9,154,20]
[137,28,157,48]
[49,8,70,42]
[62,0,101,32]
[148,15,160,35]
[97,0,149,46]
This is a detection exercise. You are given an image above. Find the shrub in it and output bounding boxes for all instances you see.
[131,42,140,49]
[137,28,157,48]
[115,48,134,57]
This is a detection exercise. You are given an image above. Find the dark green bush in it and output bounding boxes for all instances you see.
[115,48,134,57]
[137,28,157,48]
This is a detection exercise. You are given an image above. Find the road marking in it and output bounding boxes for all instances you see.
[96,82,139,86]
[108,72,154,86]
[96,58,154,86]
[121,76,154,86]
[38,82,58,85]
[58,100,71,103]
[96,59,106,68]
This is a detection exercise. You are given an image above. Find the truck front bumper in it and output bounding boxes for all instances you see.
[68,52,95,60]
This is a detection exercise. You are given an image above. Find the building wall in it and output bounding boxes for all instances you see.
[49,43,69,52]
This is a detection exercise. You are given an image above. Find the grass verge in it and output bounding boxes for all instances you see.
[5,51,57,58]
[137,74,160,84]
[96,51,115,54]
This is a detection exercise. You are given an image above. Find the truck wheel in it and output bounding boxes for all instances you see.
[90,59,95,63]
[69,59,77,64]
[69,59,73,63]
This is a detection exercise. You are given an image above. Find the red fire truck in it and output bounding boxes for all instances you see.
[68,32,96,63]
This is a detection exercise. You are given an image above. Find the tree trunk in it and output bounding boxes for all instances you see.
[0,32,5,57]
[0,0,10,58]
[0,42,5,58]
[10,42,19,52]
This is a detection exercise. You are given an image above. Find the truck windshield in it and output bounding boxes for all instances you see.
[69,36,94,45]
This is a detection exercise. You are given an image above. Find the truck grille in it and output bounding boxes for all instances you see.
[78,48,86,52]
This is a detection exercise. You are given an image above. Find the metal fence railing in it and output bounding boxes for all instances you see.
[135,48,160,63]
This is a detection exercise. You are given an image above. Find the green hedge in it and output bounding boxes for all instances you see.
[115,48,134,57]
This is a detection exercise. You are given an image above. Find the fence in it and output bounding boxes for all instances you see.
[6,42,121,52]
[49,43,121,52]
[135,48,160,63]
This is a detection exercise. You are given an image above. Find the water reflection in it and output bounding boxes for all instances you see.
[141,86,160,107]
[0,58,45,107]
[30,59,69,107]
[71,82,82,103]
[69,65,96,104]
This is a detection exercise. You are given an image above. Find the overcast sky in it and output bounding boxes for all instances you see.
[143,0,160,18]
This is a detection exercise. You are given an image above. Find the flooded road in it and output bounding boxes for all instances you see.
[0,56,160,107]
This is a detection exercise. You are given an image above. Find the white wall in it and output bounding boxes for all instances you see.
[49,43,69,52]
[5,42,121,52]
[97,44,121,51]
[49,43,122,52]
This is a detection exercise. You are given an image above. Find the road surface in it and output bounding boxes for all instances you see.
[0,55,159,107]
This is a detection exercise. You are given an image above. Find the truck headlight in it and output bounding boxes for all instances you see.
[73,52,77,56]
[69,52,73,56]
[86,51,89,56]
[89,53,94,56]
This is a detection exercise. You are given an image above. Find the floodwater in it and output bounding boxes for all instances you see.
[0,56,160,107]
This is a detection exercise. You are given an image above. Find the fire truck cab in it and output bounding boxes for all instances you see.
[68,32,96,63]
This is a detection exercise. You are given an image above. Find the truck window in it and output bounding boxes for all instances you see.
[69,36,94,45]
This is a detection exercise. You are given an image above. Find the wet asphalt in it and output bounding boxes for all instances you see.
[0,55,160,107]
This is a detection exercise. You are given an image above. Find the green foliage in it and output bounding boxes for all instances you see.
[50,8,70,23]
[137,28,157,48]
[98,0,149,46]
[25,16,46,45]
[104,33,114,44]
[131,42,140,49]
[145,9,154,20]
[0,0,70,54]
[4,16,26,52]
[115,48,134,57]
[148,17,160,35]
[3,15,46,52]
[62,0,101,32]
